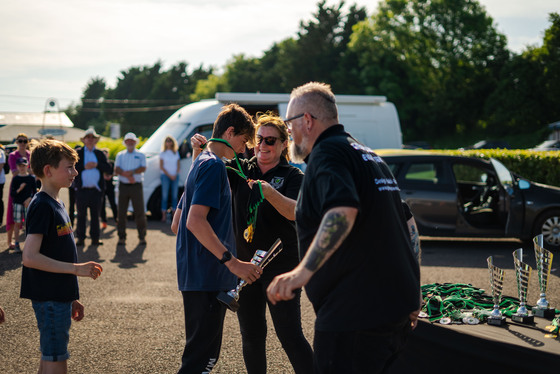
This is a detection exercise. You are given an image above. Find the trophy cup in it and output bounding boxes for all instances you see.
[512,248,534,324]
[534,235,556,319]
[217,238,283,312]
[487,256,506,326]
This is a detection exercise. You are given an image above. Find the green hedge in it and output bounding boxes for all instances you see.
[438,149,560,187]
[68,138,147,160]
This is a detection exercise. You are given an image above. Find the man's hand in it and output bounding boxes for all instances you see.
[409,309,420,330]
[225,258,261,284]
[85,161,97,170]
[267,266,313,305]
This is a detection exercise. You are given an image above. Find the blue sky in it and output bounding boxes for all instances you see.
[0,0,556,112]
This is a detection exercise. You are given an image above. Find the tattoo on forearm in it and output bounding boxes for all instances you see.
[410,224,421,262]
[304,211,350,272]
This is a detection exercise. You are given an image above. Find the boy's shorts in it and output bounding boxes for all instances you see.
[13,203,25,223]
[32,300,72,362]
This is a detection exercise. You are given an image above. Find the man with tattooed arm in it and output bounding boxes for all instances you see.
[267,82,421,373]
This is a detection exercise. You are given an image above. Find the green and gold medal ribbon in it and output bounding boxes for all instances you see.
[201,138,264,242]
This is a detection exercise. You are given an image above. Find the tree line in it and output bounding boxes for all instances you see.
[66,0,560,148]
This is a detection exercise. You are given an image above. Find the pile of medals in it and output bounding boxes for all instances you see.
[419,282,521,325]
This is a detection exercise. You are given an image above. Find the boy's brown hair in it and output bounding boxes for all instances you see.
[30,139,78,178]
[212,103,256,148]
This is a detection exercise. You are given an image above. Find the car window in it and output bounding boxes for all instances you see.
[453,163,488,184]
[490,159,513,187]
[178,124,213,158]
[386,162,400,176]
[405,163,438,183]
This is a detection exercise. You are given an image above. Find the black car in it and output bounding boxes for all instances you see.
[378,150,560,251]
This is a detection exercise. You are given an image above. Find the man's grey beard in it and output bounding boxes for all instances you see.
[289,142,308,163]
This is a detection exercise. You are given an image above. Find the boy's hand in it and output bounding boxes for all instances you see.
[71,300,84,321]
[225,258,261,284]
[75,262,103,280]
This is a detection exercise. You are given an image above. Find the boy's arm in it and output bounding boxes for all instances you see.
[171,207,182,235]
[22,234,103,279]
[186,204,261,284]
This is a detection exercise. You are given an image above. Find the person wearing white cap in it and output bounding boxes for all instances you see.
[74,128,111,246]
[115,132,147,245]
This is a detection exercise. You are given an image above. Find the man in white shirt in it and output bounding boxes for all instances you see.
[115,132,147,245]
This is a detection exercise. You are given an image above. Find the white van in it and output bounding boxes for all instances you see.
[138,92,402,219]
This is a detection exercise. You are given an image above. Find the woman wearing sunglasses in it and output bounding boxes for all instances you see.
[190,113,313,373]
[6,133,31,249]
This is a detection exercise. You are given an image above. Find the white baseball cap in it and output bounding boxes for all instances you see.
[123,132,139,145]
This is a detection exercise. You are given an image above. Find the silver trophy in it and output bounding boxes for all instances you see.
[487,256,506,326]
[512,248,534,324]
[534,235,556,319]
[217,238,283,312]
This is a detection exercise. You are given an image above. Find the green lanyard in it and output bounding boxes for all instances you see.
[201,138,264,242]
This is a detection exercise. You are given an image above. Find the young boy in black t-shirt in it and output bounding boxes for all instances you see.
[10,157,36,252]
[20,139,103,374]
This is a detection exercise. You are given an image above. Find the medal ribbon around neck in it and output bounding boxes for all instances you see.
[201,138,264,242]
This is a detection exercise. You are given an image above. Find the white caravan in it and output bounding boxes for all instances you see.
[138,92,402,219]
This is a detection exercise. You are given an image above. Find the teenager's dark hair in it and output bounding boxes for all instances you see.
[30,139,78,178]
[212,104,255,148]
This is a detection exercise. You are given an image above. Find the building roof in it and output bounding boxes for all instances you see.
[0,111,87,143]
[0,112,74,127]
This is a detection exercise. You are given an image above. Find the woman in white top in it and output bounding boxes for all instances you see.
[159,135,180,222]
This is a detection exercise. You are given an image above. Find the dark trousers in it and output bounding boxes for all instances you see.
[68,187,76,225]
[313,318,412,374]
[0,183,4,225]
[117,183,146,240]
[178,291,227,374]
[100,181,117,222]
[237,277,313,374]
[75,188,103,241]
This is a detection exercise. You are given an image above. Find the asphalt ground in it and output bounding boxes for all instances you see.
[1,181,559,373]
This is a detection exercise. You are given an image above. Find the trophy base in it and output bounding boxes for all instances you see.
[511,313,534,324]
[216,291,240,312]
[533,307,556,319]
[487,315,506,327]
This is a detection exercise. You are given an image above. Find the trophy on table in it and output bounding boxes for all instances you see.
[217,238,283,312]
[487,256,506,326]
[512,248,535,324]
[533,235,556,319]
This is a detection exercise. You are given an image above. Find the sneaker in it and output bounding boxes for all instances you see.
[101,222,108,229]
[8,243,15,250]
[139,238,147,245]
[14,243,22,253]
[91,240,104,246]
[118,238,126,245]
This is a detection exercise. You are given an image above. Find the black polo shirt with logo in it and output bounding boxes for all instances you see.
[228,157,303,279]
[296,125,420,331]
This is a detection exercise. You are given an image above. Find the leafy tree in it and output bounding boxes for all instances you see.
[68,77,106,130]
[349,0,508,141]
[73,61,213,137]
[216,1,367,95]
[486,13,560,139]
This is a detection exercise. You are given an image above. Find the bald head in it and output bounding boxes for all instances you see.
[289,82,338,125]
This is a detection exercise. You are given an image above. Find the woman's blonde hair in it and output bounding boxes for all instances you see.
[255,112,290,160]
[162,135,178,153]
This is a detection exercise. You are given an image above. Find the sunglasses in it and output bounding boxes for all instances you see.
[17,139,28,144]
[256,135,280,146]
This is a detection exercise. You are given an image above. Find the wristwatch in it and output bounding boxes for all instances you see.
[219,251,232,264]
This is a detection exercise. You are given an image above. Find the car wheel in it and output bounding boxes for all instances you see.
[533,210,560,251]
